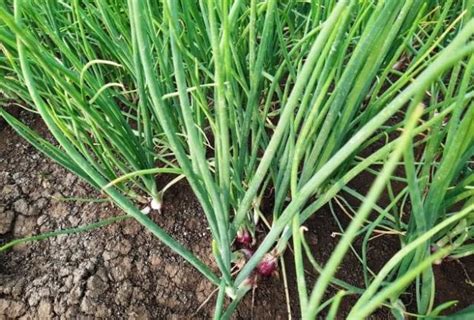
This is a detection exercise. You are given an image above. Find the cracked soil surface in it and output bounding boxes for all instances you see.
[0,109,472,319]
[0,110,293,319]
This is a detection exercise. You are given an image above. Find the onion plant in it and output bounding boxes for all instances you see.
[293,3,474,318]
[0,0,473,318]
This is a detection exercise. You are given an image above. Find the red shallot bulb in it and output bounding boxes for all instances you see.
[257,253,278,277]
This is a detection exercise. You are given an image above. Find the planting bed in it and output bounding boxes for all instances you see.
[1,111,472,319]
[0,110,291,318]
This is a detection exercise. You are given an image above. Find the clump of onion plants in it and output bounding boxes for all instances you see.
[0,0,473,318]
[291,2,474,318]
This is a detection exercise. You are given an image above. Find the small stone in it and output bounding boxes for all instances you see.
[83,239,104,256]
[13,215,36,238]
[195,279,213,302]
[72,261,96,283]
[0,299,9,314]
[60,275,73,291]
[2,185,21,202]
[11,279,25,298]
[67,285,84,305]
[0,299,26,318]
[13,199,29,214]
[95,303,111,318]
[0,281,12,295]
[164,264,178,278]
[68,215,81,227]
[64,306,80,319]
[128,305,150,320]
[28,293,41,307]
[109,257,132,281]
[38,288,51,298]
[102,250,119,261]
[37,300,52,318]
[122,220,141,235]
[53,299,67,315]
[86,274,108,298]
[164,293,180,309]
[0,210,15,234]
[64,173,77,186]
[80,297,96,314]
[132,287,145,301]
[115,281,133,306]
[35,198,48,210]
[118,239,132,255]
[172,269,185,286]
[58,267,73,278]
[37,215,49,225]
[29,191,42,201]
[50,202,69,219]
[149,254,162,267]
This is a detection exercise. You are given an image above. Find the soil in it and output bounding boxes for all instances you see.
[0,110,294,319]
[0,109,472,319]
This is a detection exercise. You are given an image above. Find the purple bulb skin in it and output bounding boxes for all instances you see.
[236,228,252,247]
[257,253,277,277]
[241,248,254,259]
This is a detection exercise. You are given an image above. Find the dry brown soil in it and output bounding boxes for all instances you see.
[0,110,472,319]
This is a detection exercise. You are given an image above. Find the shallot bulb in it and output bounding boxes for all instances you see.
[236,227,252,247]
[257,253,278,277]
